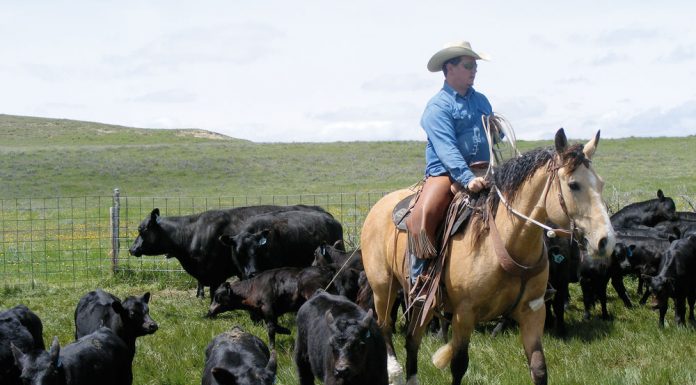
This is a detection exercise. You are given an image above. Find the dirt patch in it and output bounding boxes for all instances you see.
[175,129,230,140]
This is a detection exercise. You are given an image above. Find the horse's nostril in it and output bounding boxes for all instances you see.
[598,237,608,252]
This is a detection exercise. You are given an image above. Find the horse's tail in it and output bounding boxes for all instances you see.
[432,343,454,369]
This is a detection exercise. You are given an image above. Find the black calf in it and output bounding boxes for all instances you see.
[207,268,305,349]
[294,291,388,385]
[201,326,276,385]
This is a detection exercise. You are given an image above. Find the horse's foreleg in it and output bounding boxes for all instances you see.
[431,310,474,385]
[518,306,548,385]
[373,279,405,385]
[405,318,431,385]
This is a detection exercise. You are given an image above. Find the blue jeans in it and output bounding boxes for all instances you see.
[410,254,428,285]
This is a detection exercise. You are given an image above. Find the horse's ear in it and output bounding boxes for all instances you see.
[554,128,568,154]
[583,130,601,160]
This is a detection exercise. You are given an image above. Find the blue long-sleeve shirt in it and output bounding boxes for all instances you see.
[421,82,493,186]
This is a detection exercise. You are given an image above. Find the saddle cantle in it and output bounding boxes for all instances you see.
[392,193,415,231]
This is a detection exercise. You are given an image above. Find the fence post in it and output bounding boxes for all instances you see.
[111,188,120,272]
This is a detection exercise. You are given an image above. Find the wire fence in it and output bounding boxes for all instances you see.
[1,188,694,289]
[0,190,388,289]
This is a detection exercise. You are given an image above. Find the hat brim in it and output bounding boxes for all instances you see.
[427,47,490,72]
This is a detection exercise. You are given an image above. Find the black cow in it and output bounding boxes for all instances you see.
[201,327,276,385]
[1,306,44,385]
[219,210,344,279]
[129,204,328,298]
[207,268,305,349]
[578,243,634,320]
[610,189,677,228]
[11,328,132,385]
[294,291,388,385]
[1,305,44,351]
[654,218,696,240]
[615,226,677,241]
[545,233,580,336]
[74,289,157,356]
[296,264,361,302]
[646,235,696,327]
[615,233,672,303]
[312,241,363,271]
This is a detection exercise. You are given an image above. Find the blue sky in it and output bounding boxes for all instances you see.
[2,1,695,142]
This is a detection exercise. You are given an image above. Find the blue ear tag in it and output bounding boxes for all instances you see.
[366,330,371,338]
[258,237,267,246]
[552,252,565,264]
[627,248,633,257]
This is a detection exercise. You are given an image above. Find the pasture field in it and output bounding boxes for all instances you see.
[2,114,696,384]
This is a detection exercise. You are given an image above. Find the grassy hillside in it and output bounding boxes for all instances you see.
[2,114,696,385]
[2,114,695,207]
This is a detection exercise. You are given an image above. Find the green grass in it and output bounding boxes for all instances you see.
[2,114,695,207]
[2,280,696,385]
[2,114,696,384]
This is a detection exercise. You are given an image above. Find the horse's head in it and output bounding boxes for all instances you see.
[546,128,616,259]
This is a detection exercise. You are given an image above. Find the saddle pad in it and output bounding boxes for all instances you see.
[392,193,416,231]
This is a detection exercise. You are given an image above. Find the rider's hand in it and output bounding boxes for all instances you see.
[466,177,488,193]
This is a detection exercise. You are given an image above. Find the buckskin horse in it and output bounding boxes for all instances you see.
[360,129,615,385]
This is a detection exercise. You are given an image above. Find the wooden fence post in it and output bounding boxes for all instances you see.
[111,188,120,272]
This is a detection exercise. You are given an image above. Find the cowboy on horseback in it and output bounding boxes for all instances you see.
[407,41,499,306]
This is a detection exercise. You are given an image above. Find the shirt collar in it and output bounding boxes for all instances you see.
[442,81,474,99]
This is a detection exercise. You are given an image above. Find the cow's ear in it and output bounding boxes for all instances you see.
[150,208,160,223]
[142,292,151,303]
[10,343,25,367]
[219,234,236,247]
[112,300,126,316]
[211,367,238,385]
[554,128,568,155]
[325,310,339,333]
[49,337,62,368]
[657,189,665,201]
[332,239,344,249]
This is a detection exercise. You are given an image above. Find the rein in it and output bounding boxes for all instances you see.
[481,114,576,240]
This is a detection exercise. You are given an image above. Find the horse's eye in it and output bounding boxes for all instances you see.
[568,181,580,191]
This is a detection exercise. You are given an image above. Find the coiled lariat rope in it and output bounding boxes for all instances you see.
[482,114,567,238]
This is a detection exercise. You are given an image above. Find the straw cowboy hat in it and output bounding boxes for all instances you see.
[427,41,490,72]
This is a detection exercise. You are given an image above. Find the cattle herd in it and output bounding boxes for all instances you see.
[2,190,695,385]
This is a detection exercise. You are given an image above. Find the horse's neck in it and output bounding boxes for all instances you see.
[494,169,549,260]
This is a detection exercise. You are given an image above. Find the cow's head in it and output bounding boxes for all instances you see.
[207,281,244,318]
[312,242,332,266]
[653,189,678,223]
[219,229,271,279]
[129,208,170,257]
[11,337,63,385]
[210,350,277,385]
[611,243,633,273]
[113,292,158,337]
[326,309,376,380]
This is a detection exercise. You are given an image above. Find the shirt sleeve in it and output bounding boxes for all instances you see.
[421,101,475,186]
